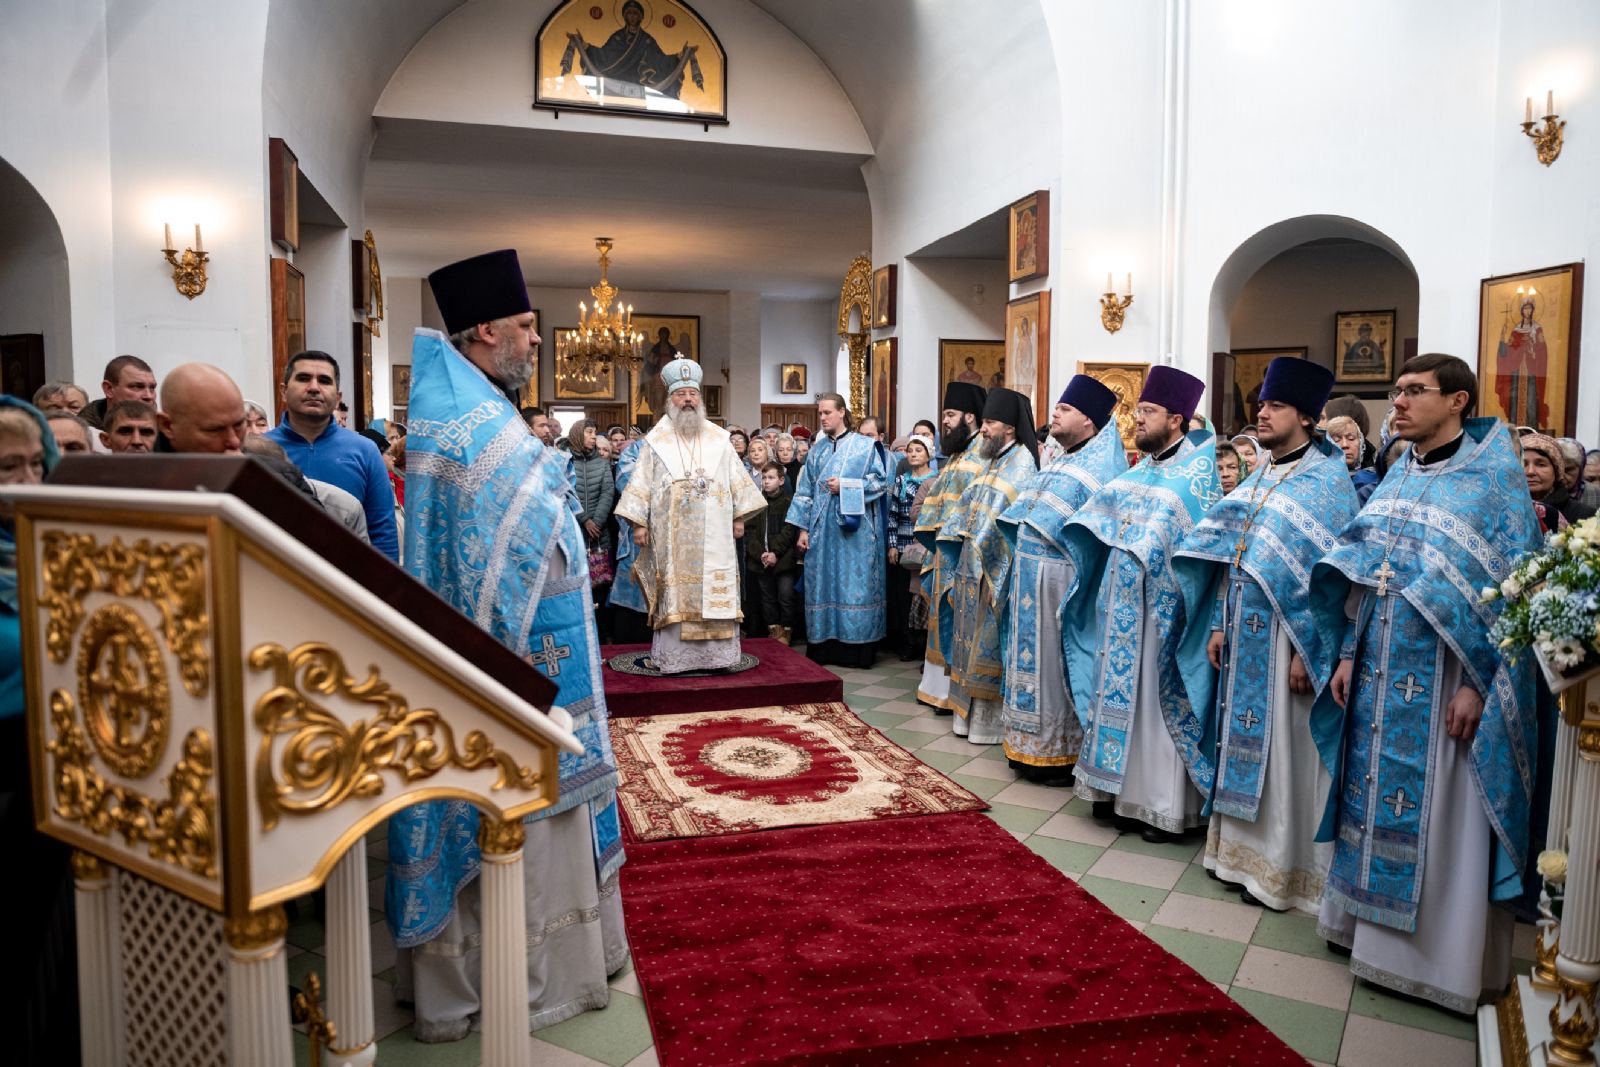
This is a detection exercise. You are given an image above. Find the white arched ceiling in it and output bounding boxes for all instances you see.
[752,0,1062,262]
[264,0,1059,300]
[364,0,873,296]
[1206,214,1417,358]
[0,156,74,377]
[263,0,468,229]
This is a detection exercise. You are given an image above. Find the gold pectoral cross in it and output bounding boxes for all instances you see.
[1231,537,1248,569]
[1374,559,1396,597]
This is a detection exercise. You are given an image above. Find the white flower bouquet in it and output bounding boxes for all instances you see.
[1482,516,1600,692]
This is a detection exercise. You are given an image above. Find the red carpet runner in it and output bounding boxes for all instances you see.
[621,812,1303,1066]
[601,638,843,716]
[611,702,987,842]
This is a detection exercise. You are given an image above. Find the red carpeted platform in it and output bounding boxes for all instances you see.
[620,812,1304,1066]
[601,638,843,716]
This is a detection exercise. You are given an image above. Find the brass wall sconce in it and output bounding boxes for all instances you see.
[162,223,209,299]
[1522,91,1566,167]
[1100,272,1133,334]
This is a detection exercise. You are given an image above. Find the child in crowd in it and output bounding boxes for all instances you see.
[746,461,798,644]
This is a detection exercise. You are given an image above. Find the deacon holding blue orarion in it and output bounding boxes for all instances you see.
[1173,357,1356,912]
[386,249,627,1041]
[1060,366,1221,844]
[787,391,890,668]
[996,374,1127,785]
[1312,353,1541,1013]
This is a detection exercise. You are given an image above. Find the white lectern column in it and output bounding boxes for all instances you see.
[1550,687,1600,1066]
[224,906,294,1067]
[73,852,123,1067]
[478,817,529,1067]
[324,841,376,1067]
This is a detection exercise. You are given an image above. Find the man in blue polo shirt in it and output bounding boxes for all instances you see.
[266,349,399,560]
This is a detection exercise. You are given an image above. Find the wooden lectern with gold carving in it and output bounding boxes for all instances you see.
[6,456,581,1067]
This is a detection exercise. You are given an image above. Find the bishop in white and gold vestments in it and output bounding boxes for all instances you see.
[615,357,766,673]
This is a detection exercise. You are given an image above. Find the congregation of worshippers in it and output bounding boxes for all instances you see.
[5,246,1600,1036]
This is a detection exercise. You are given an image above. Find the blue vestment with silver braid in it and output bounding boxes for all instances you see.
[1310,418,1541,932]
[786,430,889,644]
[1059,431,1222,800]
[1172,437,1357,820]
[997,421,1127,751]
[385,329,623,949]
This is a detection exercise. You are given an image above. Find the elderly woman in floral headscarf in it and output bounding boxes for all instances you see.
[1523,432,1595,533]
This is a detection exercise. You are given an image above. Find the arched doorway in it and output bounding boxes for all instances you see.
[0,157,71,398]
[1207,215,1418,436]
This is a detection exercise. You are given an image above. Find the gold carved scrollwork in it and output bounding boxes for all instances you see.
[478,816,527,856]
[836,254,873,336]
[250,642,541,831]
[76,603,170,778]
[846,333,869,419]
[224,905,289,951]
[1577,721,1600,763]
[1549,972,1600,1065]
[39,530,210,697]
[71,849,109,882]
[47,689,219,879]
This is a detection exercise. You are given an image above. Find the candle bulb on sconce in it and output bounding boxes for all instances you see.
[1099,271,1134,334]
[160,221,210,300]
[1521,89,1566,166]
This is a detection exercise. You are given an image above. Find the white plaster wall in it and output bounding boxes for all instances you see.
[376,0,869,156]
[893,258,1007,430]
[1041,0,1167,394]
[1178,0,1501,400]
[104,2,276,402]
[1489,0,1600,440]
[0,0,115,382]
[758,299,833,407]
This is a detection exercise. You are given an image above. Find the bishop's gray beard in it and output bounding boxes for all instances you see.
[490,333,533,390]
[670,402,703,436]
[978,434,1008,460]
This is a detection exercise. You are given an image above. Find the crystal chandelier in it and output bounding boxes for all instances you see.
[558,237,645,388]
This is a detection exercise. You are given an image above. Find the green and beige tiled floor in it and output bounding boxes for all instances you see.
[291,653,1522,1066]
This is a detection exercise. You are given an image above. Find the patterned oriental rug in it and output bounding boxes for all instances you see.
[601,638,843,716]
[610,702,987,842]
[621,813,1304,1066]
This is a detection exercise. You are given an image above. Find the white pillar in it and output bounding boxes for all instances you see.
[1550,682,1600,1066]
[324,841,376,1067]
[73,852,124,1067]
[1537,705,1582,990]
[224,906,294,1067]
[478,816,529,1067]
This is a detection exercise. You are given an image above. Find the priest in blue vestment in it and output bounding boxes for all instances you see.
[385,250,627,1041]
[1060,366,1221,843]
[1174,358,1355,911]
[943,387,1040,745]
[787,392,890,668]
[1312,353,1540,1013]
[997,375,1126,784]
[914,381,987,709]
